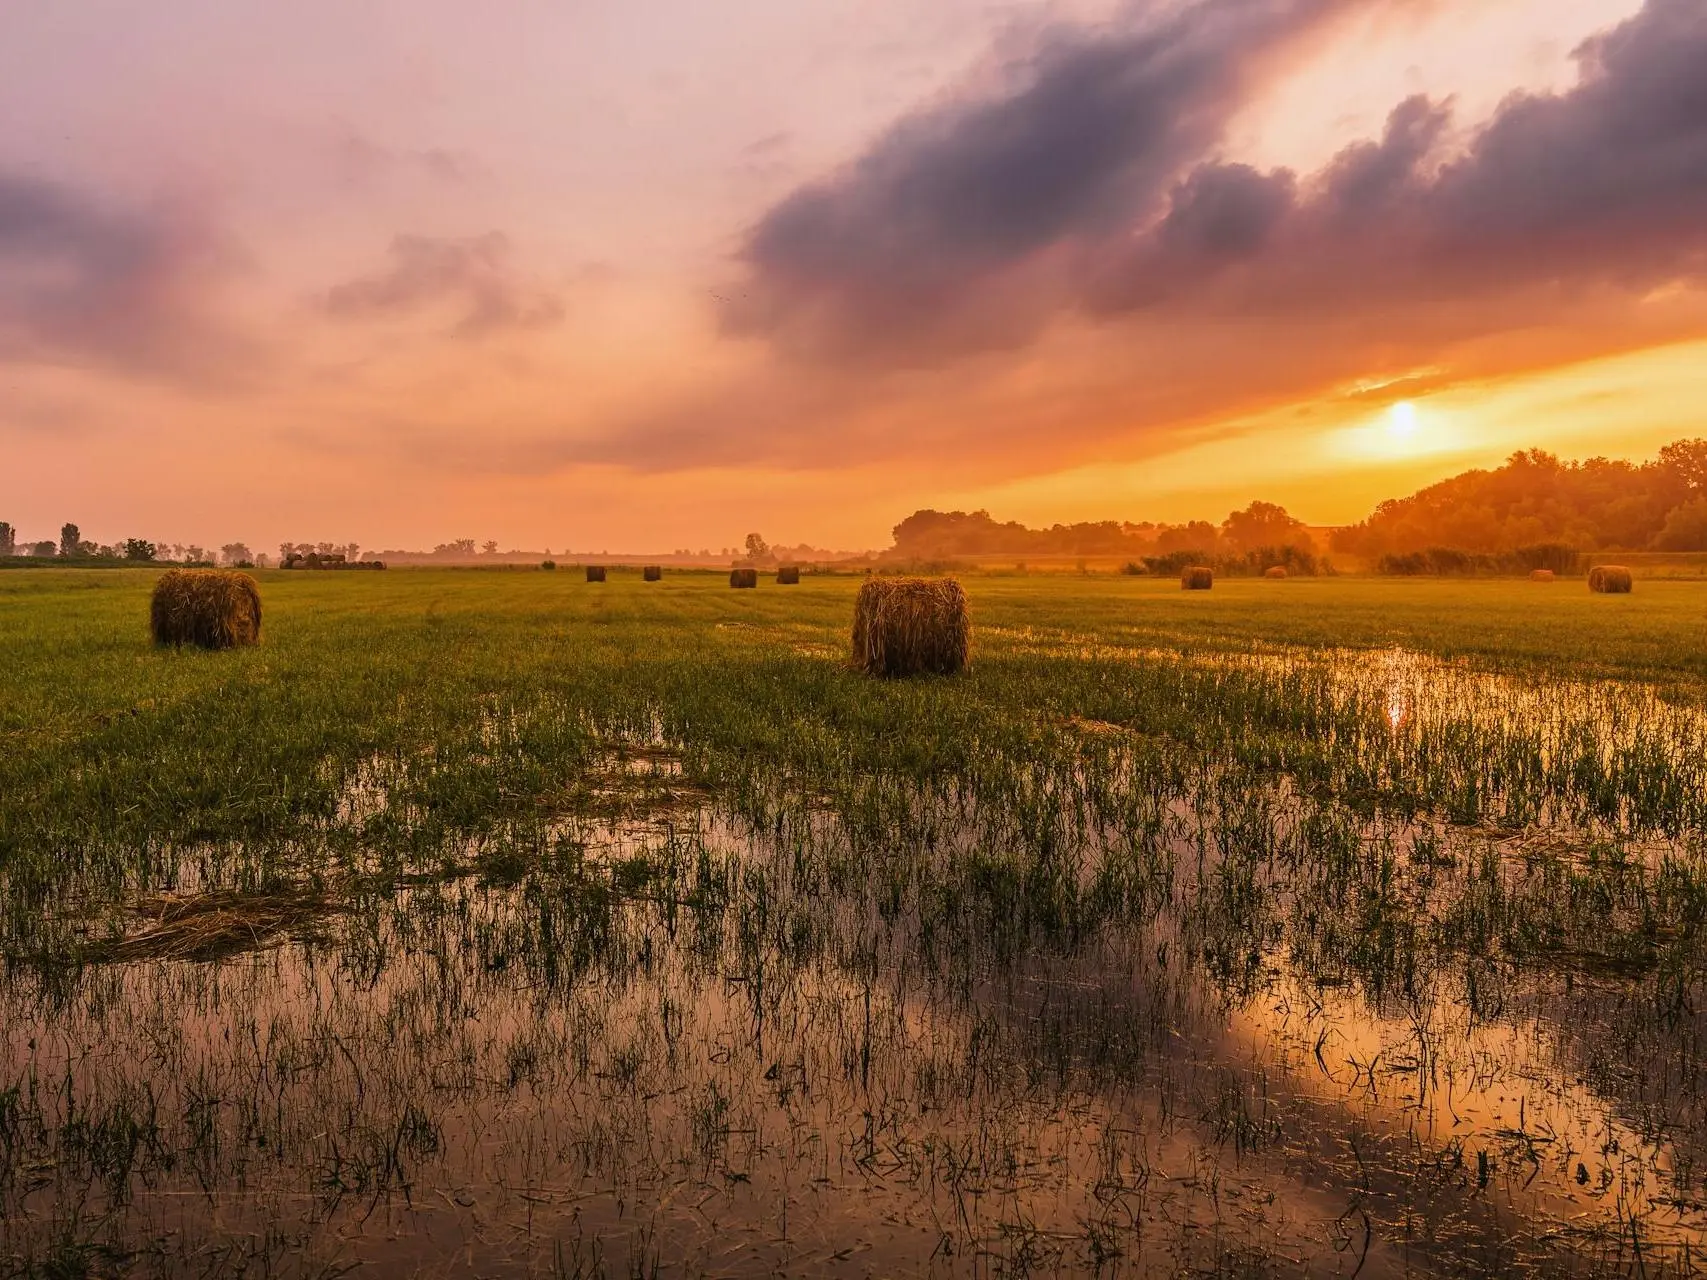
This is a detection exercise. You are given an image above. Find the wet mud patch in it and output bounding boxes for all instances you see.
[568,741,716,822]
[91,885,346,963]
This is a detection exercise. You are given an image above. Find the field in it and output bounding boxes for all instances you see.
[4,567,1707,1276]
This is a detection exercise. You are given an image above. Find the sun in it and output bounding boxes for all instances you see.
[1388,401,1419,439]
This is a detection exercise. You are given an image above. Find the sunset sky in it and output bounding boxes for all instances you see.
[3,0,1704,552]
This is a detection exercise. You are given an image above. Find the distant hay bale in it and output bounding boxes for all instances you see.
[643,565,662,582]
[1182,566,1214,590]
[1264,566,1288,580]
[777,565,801,585]
[730,568,758,588]
[1589,565,1633,594]
[281,553,381,570]
[150,569,262,650]
[541,559,557,570]
[586,565,606,583]
[1530,569,1555,583]
[851,577,970,677]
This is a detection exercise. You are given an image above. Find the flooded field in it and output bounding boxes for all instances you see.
[4,571,1706,1276]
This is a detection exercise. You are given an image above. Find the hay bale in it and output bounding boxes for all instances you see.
[777,565,801,585]
[730,568,758,588]
[1530,569,1555,583]
[851,577,970,677]
[1264,566,1288,580]
[150,569,262,650]
[586,565,607,583]
[643,565,662,582]
[1182,566,1214,590]
[541,559,557,570]
[1589,565,1633,594]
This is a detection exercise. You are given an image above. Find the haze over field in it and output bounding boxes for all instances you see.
[3,0,1704,550]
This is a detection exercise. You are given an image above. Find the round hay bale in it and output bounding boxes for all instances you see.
[1530,569,1555,583]
[585,565,607,583]
[150,569,262,650]
[1182,566,1214,590]
[777,565,801,585]
[1589,565,1633,594]
[730,568,758,588]
[642,565,663,582]
[852,577,969,677]
[541,559,557,570]
[1264,566,1288,580]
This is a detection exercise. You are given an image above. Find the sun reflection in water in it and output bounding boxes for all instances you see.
[1386,684,1411,732]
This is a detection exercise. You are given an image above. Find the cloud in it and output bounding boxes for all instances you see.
[328,125,485,188]
[0,173,254,386]
[723,0,1396,364]
[324,232,565,338]
[728,0,1707,363]
[575,0,1697,479]
[1091,0,1707,316]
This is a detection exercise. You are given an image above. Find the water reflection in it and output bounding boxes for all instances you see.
[5,771,1705,1277]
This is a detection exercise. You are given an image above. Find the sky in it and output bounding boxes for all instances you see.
[2,0,1705,552]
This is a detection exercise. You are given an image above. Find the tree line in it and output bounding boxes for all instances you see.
[1329,440,1707,560]
[887,438,1707,574]
[11,438,1707,575]
[0,522,256,566]
[888,502,1324,574]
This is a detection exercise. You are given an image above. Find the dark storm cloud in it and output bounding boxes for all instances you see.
[730,0,1707,370]
[1314,95,1450,224]
[0,173,252,385]
[324,232,565,338]
[1092,0,1707,317]
[1423,0,1707,263]
[725,0,1372,363]
[1094,161,1297,308]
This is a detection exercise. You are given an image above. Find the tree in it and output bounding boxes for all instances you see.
[1155,521,1221,555]
[1221,501,1310,554]
[60,523,80,557]
[1659,439,1707,493]
[482,540,499,556]
[30,541,55,557]
[744,532,771,562]
[221,542,253,566]
[124,538,156,562]
[1654,497,1707,551]
[0,522,13,555]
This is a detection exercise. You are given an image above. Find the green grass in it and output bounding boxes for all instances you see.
[2,568,1703,931]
